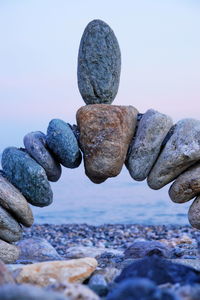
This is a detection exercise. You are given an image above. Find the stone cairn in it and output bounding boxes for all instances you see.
[1,19,200,262]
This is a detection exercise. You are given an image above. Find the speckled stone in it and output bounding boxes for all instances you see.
[1,147,53,207]
[148,119,200,189]
[127,109,173,181]
[0,205,22,242]
[46,119,82,168]
[24,131,61,182]
[0,240,20,263]
[0,173,33,227]
[77,19,121,105]
[77,104,138,183]
[188,197,200,229]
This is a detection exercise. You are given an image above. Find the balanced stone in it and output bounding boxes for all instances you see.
[126,109,173,181]
[188,197,200,229]
[148,119,200,190]
[0,205,22,242]
[0,173,34,227]
[0,240,20,263]
[24,131,61,182]
[2,147,53,207]
[77,19,121,104]
[76,104,138,183]
[169,163,200,203]
[46,119,82,168]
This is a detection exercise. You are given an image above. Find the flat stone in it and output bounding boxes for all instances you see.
[76,104,138,183]
[77,19,121,105]
[1,147,53,207]
[169,163,200,203]
[148,119,200,189]
[24,131,61,182]
[65,246,123,259]
[46,119,82,168]
[0,284,68,300]
[0,205,22,243]
[126,109,173,181]
[0,240,20,263]
[15,258,98,286]
[0,260,15,284]
[17,238,62,263]
[188,196,200,229]
[0,173,33,227]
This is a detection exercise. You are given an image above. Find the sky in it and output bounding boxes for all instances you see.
[0,0,200,150]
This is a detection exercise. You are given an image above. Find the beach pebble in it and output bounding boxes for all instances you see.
[124,240,172,259]
[0,205,22,243]
[65,246,123,259]
[127,109,173,181]
[0,172,33,227]
[17,238,62,263]
[78,19,121,105]
[88,274,108,297]
[0,284,68,300]
[46,119,82,168]
[24,131,61,182]
[1,147,53,207]
[169,163,200,203]
[148,119,200,189]
[188,197,200,229]
[77,104,138,183]
[0,240,20,264]
[0,261,15,284]
[15,258,98,286]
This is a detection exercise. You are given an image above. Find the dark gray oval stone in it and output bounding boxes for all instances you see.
[77,19,121,104]
[46,119,82,168]
[24,131,61,182]
[1,147,53,207]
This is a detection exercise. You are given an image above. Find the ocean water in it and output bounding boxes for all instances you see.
[31,164,191,225]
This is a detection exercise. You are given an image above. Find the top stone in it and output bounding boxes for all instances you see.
[77,19,121,105]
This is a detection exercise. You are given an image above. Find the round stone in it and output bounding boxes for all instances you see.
[0,239,20,264]
[0,172,33,227]
[188,197,200,229]
[46,119,82,168]
[24,131,61,182]
[1,147,53,207]
[78,19,121,105]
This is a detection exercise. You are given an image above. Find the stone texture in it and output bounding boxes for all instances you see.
[77,19,121,105]
[148,119,200,189]
[0,284,68,300]
[76,104,138,183]
[0,172,33,227]
[188,196,200,229]
[0,240,20,263]
[124,240,172,259]
[15,258,98,286]
[169,163,200,203]
[0,261,15,284]
[24,131,61,182]
[88,274,108,297]
[46,119,82,168]
[65,246,123,259]
[126,109,173,181]
[17,238,62,263]
[0,205,22,242]
[1,147,53,207]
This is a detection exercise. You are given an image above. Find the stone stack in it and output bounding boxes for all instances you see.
[1,19,200,265]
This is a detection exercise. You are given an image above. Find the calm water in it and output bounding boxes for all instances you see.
[31,164,191,225]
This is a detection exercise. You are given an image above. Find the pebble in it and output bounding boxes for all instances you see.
[0,239,20,263]
[0,205,22,243]
[0,172,33,227]
[1,147,53,207]
[76,104,138,183]
[88,274,108,297]
[188,196,200,229]
[17,238,62,263]
[0,261,15,284]
[148,119,200,189]
[65,246,123,259]
[46,119,82,168]
[77,19,121,105]
[24,131,61,182]
[127,109,173,181]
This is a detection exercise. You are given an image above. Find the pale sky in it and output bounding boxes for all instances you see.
[0,0,200,150]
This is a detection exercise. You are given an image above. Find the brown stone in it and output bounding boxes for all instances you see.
[15,258,98,286]
[0,239,20,264]
[0,260,15,284]
[76,104,138,183]
[188,196,200,229]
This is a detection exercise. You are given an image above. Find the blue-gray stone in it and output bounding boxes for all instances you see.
[24,131,61,182]
[78,19,121,105]
[46,119,82,168]
[0,205,22,242]
[1,147,53,207]
[88,274,108,297]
